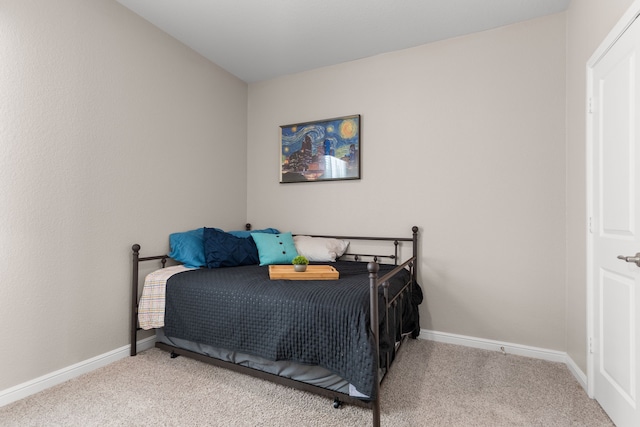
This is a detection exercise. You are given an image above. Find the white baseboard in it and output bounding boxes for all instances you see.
[1,330,590,409]
[565,352,588,391]
[419,329,588,391]
[0,336,156,408]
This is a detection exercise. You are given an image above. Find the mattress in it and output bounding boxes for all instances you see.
[156,328,363,396]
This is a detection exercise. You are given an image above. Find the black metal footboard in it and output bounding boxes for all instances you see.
[130,225,419,427]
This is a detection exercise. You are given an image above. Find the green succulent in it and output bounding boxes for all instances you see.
[292,255,309,265]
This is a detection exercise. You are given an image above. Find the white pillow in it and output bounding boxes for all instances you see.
[293,235,349,262]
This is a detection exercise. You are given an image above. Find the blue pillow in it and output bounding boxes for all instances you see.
[203,228,259,268]
[168,228,205,268]
[251,232,299,266]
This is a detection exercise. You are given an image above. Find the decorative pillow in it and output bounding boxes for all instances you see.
[251,232,299,266]
[203,228,259,268]
[293,235,350,262]
[168,228,205,268]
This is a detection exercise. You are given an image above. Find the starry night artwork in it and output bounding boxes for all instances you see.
[280,115,361,183]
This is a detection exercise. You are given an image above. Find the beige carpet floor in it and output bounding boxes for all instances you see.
[0,339,613,426]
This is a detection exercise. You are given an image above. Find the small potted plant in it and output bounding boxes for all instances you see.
[292,255,309,272]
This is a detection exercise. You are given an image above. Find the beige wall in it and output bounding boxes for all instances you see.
[248,14,567,351]
[0,0,248,390]
[565,0,636,371]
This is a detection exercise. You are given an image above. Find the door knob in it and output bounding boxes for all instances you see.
[617,253,640,267]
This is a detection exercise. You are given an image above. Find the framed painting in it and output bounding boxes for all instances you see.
[280,114,361,183]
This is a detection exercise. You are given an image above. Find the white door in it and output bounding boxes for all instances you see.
[588,8,640,427]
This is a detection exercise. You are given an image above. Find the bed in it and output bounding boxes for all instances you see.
[130,225,421,427]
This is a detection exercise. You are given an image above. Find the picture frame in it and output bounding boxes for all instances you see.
[280,114,361,183]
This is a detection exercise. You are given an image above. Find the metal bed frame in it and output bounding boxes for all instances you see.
[130,225,419,427]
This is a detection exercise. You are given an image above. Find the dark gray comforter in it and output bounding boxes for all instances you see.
[163,261,421,398]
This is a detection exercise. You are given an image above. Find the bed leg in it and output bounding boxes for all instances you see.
[372,399,381,427]
[332,397,342,409]
[170,351,180,359]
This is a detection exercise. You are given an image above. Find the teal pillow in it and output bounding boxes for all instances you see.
[168,228,205,268]
[251,232,299,266]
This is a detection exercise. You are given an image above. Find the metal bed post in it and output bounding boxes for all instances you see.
[412,226,418,284]
[382,281,391,373]
[131,245,169,356]
[130,244,141,356]
[368,261,381,427]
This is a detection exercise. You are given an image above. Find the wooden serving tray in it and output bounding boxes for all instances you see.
[269,265,339,280]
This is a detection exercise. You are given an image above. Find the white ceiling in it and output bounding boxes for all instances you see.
[116,0,571,83]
